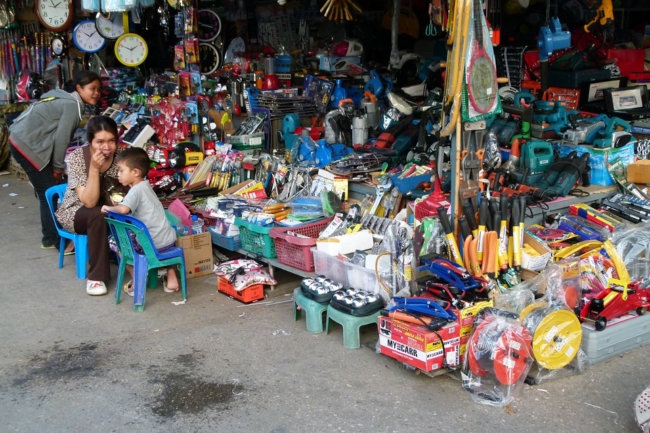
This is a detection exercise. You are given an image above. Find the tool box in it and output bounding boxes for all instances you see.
[548,69,612,89]
[581,312,650,364]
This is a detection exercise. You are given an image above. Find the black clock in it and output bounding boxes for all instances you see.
[197,9,221,42]
[199,43,220,75]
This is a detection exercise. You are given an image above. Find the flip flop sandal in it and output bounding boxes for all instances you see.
[63,248,75,256]
[635,385,650,432]
[162,275,178,293]
[123,280,134,297]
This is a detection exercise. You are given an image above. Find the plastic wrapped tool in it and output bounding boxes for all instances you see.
[520,264,586,384]
[462,308,533,407]
[611,221,650,281]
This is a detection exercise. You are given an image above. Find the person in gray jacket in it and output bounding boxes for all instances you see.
[9,71,101,252]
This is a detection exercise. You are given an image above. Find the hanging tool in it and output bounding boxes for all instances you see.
[426,3,437,37]
[459,121,486,208]
[465,0,498,115]
[497,194,509,273]
[437,206,464,266]
[477,199,489,263]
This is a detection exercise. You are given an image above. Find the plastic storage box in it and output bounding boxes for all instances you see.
[312,248,380,293]
[270,218,332,272]
[217,277,265,304]
[581,313,650,364]
[208,227,242,251]
[235,218,277,258]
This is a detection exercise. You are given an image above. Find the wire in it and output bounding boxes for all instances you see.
[375,251,393,298]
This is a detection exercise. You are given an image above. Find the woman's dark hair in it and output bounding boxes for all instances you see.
[63,71,101,92]
[86,115,118,144]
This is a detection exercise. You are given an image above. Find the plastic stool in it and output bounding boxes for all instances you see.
[325,305,381,349]
[293,288,328,333]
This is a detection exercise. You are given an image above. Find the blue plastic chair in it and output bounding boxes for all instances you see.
[104,211,187,312]
[44,184,89,279]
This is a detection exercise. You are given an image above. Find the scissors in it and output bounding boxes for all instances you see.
[426,3,437,37]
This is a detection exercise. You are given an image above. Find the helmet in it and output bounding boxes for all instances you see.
[15,71,43,102]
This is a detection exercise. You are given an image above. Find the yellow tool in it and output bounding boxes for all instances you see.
[584,0,614,35]
[553,240,603,262]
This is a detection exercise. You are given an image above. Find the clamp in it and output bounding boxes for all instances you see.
[420,257,480,291]
[389,297,457,321]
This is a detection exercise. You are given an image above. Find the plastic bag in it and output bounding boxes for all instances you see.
[494,273,543,314]
[419,216,446,258]
[376,224,415,301]
[462,308,533,407]
[611,221,650,281]
[81,0,100,13]
[520,264,585,384]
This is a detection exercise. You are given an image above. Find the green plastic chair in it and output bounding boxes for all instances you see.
[105,211,187,312]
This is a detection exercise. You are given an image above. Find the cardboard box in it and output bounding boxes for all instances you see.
[316,230,374,256]
[176,232,214,278]
[377,301,492,372]
[378,316,461,372]
[522,232,553,271]
[229,132,265,147]
[627,160,650,184]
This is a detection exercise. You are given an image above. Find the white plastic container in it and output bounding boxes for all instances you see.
[312,248,380,294]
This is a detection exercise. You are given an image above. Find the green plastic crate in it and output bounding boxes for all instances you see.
[235,217,276,258]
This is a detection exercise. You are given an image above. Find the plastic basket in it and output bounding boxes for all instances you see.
[269,218,332,272]
[208,227,242,251]
[217,277,265,304]
[235,217,277,258]
[311,248,380,292]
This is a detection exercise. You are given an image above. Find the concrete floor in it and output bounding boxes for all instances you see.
[1,176,648,433]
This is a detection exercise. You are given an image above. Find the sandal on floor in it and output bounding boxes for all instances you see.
[123,280,134,297]
[63,248,75,256]
[635,385,650,432]
[162,275,178,293]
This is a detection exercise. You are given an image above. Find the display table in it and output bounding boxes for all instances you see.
[348,182,617,225]
[235,249,317,287]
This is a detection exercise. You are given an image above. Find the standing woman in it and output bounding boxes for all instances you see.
[56,116,126,295]
[9,71,101,252]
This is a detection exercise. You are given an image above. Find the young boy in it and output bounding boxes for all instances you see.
[102,147,180,295]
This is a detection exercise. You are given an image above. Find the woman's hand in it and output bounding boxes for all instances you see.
[90,148,106,171]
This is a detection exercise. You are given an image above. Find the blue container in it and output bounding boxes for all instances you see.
[275,55,292,73]
[208,227,242,251]
[390,171,432,194]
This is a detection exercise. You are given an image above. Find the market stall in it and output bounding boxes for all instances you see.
[2,0,650,424]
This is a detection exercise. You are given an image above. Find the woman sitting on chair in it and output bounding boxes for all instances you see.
[56,116,126,296]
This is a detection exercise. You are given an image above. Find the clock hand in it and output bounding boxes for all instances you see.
[199,23,214,29]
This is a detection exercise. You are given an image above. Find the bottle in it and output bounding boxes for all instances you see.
[191,215,204,234]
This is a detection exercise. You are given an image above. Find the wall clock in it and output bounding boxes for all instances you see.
[50,34,67,58]
[95,12,125,40]
[35,0,73,32]
[114,33,148,67]
[73,20,106,54]
[199,43,220,75]
[197,9,221,42]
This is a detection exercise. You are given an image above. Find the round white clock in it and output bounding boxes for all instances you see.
[35,0,72,32]
[73,20,106,54]
[95,12,125,40]
[114,33,148,67]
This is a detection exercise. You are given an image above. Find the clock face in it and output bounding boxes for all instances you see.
[223,37,246,64]
[51,37,64,56]
[199,43,220,75]
[115,33,148,67]
[73,20,106,54]
[36,0,72,32]
[197,9,221,42]
[95,12,125,40]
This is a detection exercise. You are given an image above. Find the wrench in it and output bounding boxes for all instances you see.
[369,177,393,216]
